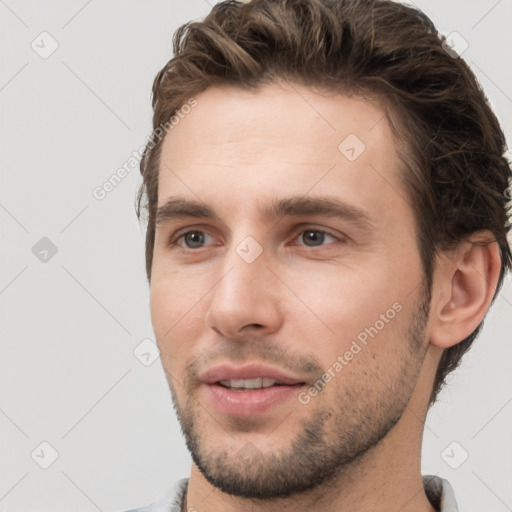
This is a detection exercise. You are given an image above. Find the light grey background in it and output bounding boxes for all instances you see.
[1,1,511,511]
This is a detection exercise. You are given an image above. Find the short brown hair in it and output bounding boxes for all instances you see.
[136,0,512,406]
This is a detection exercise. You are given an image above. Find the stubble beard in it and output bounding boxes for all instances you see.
[166,291,431,501]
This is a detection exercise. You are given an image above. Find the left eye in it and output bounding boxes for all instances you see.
[295,229,338,247]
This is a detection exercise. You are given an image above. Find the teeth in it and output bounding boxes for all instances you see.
[219,378,278,389]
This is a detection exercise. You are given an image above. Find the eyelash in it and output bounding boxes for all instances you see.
[168,227,344,251]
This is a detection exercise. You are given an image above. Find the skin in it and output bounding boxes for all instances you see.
[149,81,501,512]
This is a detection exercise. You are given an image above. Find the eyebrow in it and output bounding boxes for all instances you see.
[155,196,376,231]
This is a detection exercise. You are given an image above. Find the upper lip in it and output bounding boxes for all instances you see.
[200,364,306,385]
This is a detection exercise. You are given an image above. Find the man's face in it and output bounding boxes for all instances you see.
[150,82,432,498]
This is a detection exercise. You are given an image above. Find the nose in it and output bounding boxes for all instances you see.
[205,239,283,340]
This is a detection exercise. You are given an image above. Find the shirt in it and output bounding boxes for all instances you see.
[123,474,459,512]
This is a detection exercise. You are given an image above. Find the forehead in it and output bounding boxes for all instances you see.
[162,82,396,167]
[157,82,408,221]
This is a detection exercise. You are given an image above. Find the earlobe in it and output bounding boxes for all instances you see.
[429,232,502,349]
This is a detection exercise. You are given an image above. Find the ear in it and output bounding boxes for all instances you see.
[429,231,502,349]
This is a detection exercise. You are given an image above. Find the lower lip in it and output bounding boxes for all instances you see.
[204,383,305,417]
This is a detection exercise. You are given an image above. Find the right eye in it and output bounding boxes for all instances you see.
[171,230,216,250]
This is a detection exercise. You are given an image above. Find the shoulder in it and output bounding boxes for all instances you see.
[422,474,459,512]
[121,477,189,512]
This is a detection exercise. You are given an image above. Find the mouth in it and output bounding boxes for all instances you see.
[215,377,305,391]
[204,380,307,417]
[200,363,307,387]
[199,363,308,416]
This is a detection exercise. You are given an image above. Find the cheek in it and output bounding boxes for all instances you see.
[150,279,173,336]
[283,262,416,373]
[149,276,208,360]
[286,265,399,333]
[150,265,203,323]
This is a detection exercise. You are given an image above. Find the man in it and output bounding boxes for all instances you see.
[127,0,511,510]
